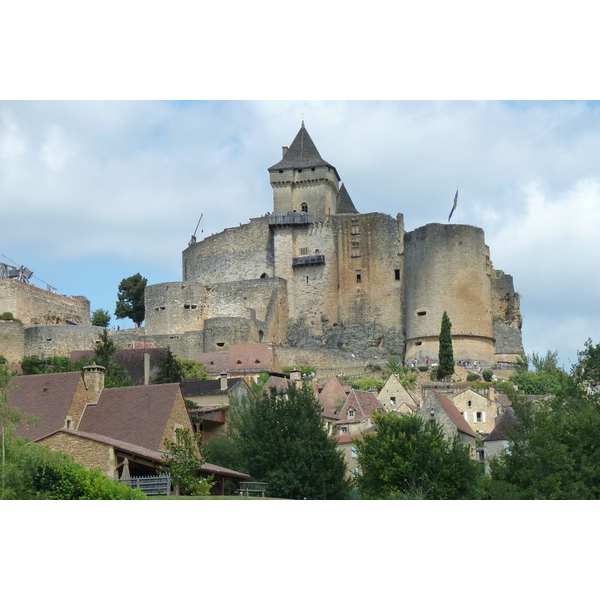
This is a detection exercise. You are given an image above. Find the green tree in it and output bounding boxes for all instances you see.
[161,428,213,496]
[154,347,183,384]
[351,378,385,391]
[229,383,351,499]
[484,341,600,500]
[355,412,481,499]
[509,350,567,395]
[177,358,208,380]
[93,328,132,388]
[91,308,111,328]
[115,273,147,327]
[438,311,455,381]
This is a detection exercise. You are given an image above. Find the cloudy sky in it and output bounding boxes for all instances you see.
[1,100,599,368]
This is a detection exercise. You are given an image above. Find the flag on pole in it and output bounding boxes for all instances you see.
[448,189,458,222]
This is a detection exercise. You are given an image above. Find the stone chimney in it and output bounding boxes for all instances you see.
[83,363,106,400]
[289,369,302,388]
[282,146,288,157]
[144,351,150,385]
[219,372,228,391]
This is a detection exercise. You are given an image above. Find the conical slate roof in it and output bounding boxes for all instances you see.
[336,183,359,214]
[269,123,339,177]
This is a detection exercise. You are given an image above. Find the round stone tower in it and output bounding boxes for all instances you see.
[403,223,495,366]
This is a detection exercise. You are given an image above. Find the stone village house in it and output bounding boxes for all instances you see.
[7,365,250,494]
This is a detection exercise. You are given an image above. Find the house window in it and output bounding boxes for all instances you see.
[341,426,349,435]
[468,400,472,407]
[351,446,357,458]
[475,412,486,423]
[348,408,356,419]
[301,202,308,213]
[300,247,309,256]
[351,219,359,235]
[395,269,401,281]
[351,242,361,257]
[390,397,396,407]
[356,270,361,283]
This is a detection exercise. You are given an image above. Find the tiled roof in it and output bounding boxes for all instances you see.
[192,352,229,373]
[9,371,82,441]
[337,183,358,214]
[319,375,350,414]
[433,392,476,437]
[34,428,250,479]
[268,124,337,175]
[337,389,384,423]
[79,382,185,451]
[334,434,364,444]
[227,344,277,371]
[201,462,251,479]
[181,377,244,397]
[34,427,167,462]
[485,408,518,442]
[70,348,168,385]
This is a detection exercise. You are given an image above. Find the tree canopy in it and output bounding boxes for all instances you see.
[115,273,147,327]
[355,412,481,499]
[228,382,350,499]
[483,340,600,499]
[91,308,111,328]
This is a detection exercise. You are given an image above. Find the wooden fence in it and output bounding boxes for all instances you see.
[119,474,171,496]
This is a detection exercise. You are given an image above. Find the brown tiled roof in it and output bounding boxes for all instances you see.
[34,427,167,462]
[485,408,518,442]
[9,371,82,441]
[337,389,384,424]
[70,348,168,385]
[201,462,251,479]
[34,428,250,479]
[334,434,364,445]
[227,344,277,371]
[192,352,229,374]
[79,382,186,451]
[433,392,476,437]
[263,375,293,392]
[181,377,244,397]
[319,375,350,414]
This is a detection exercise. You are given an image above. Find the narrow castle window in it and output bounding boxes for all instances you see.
[417,310,427,316]
[301,202,308,213]
[351,219,359,235]
[351,242,361,257]
[356,270,362,283]
[395,269,401,281]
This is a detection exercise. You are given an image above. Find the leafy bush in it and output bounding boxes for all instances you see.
[351,378,384,391]
[2,440,146,499]
[467,373,480,381]
[482,369,494,382]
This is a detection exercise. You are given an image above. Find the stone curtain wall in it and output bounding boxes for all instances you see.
[0,321,25,363]
[0,279,90,325]
[183,217,273,284]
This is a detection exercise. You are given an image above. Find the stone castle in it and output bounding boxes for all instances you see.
[0,123,524,368]
[144,123,523,365]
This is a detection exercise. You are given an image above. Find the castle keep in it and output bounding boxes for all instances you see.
[145,123,524,365]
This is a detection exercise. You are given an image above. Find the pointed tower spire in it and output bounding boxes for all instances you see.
[268,123,342,220]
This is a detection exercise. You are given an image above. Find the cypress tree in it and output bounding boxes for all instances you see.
[438,311,455,381]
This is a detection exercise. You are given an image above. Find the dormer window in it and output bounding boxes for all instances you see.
[348,408,356,419]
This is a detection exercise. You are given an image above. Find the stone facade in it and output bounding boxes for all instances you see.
[145,123,524,366]
[0,278,90,325]
[0,278,95,363]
